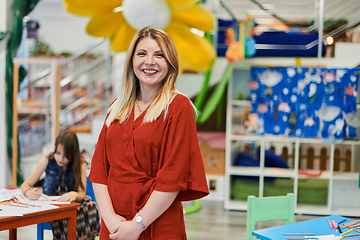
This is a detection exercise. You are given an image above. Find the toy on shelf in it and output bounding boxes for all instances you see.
[224,15,256,63]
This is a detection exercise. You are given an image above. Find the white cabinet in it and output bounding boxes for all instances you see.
[224,68,360,216]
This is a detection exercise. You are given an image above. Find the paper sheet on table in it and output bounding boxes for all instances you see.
[0,207,24,217]
[9,189,70,205]
[0,201,59,217]
[32,195,71,205]
[0,188,13,202]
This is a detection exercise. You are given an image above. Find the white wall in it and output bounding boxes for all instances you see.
[0,0,12,187]
[177,58,228,98]
[27,0,104,54]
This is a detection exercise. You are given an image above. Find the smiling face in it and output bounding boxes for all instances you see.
[54,144,70,169]
[132,36,169,92]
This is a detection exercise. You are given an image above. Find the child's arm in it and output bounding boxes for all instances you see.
[58,161,87,202]
[20,156,48,200]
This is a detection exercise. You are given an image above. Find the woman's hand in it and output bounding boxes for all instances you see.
[24,188,41,200]
[58,191,78,202]
[106,214,127,235]
[109,219,142,240]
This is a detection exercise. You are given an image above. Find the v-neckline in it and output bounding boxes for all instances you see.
[132,107,145,124]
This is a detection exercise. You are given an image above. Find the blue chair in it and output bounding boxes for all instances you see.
[37,178,96,240]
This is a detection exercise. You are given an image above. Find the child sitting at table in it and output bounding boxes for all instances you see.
[20,131,100,240]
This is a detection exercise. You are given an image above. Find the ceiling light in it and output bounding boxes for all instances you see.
[261,4,275,10]
[326,36,334,45]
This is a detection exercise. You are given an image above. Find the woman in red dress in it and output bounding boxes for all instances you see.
[89,26,209,240]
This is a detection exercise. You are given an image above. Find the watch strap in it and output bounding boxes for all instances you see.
[135,212,147,230]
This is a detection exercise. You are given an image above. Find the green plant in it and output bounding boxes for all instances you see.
[30,39,55,56]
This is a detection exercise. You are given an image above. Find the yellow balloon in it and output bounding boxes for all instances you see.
[65,0,122,8]
[86,12,124,38]
[63,0,113,16]
[166,21,215,71]
[110,23,137,52]
[172,5,215,32]
[166,0,198,11]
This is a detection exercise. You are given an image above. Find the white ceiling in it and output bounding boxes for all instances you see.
[31,0,360,34]
[209,0,360,32]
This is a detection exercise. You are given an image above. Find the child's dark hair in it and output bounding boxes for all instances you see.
[49,131,85,191]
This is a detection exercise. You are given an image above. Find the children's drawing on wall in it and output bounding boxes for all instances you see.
[246,66,360,144]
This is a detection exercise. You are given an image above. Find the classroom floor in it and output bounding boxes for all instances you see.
[0,200,334,240]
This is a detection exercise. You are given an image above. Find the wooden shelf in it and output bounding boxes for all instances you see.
[263,168,296,178]
[330,207,360,217]
[295,204,330,215]
[230,134,360,145]
[228,167,360,180]
[224,199,247,211]
[228,166,261,176]
[332,172,359,181]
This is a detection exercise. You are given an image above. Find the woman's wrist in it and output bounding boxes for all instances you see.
[105,213,125,233]
[73,191,79,200]
[23,188,30,198]
[133,212,147,231]
[67,191,79,202]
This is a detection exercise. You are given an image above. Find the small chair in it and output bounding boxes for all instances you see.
[37,178,96,240]
[246,193,295,240]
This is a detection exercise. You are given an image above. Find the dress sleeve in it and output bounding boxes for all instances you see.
[89,122,109,185]
[155,96,209,201]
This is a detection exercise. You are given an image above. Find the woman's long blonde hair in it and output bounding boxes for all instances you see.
[106,27,180,126]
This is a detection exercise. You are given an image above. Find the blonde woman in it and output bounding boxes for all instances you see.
[89,27,209,240]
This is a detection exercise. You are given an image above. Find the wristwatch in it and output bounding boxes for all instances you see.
[135,213,147,230]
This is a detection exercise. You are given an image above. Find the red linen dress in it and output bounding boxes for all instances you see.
[89,94,209,240]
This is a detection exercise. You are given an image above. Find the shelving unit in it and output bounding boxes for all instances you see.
[224,68,360,217]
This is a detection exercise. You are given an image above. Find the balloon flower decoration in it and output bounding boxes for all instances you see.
[63,0,216,72]
[196,16,256,123]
